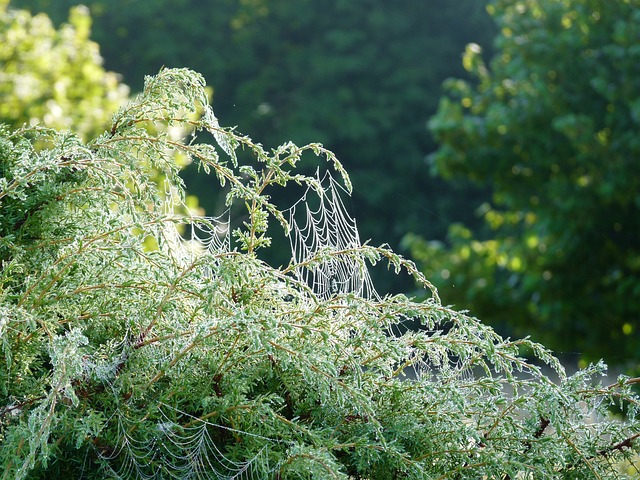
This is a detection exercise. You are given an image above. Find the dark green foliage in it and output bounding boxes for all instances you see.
[409,0,640,367]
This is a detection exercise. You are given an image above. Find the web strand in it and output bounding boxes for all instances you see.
[161,180,230,271]
[97,405,276,480]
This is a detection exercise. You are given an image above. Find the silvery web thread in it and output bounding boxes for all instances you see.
[285,169,378,302]
[80,329,253,479]
[95,399,278,480]
[160,179,230,277]
[82,278,276,478]
[203,105,236,162]
[286,169,422,368]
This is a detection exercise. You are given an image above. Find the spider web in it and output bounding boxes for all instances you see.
[82,335,280,480]
[285,169,378,301]
[97,404,277,480]
[160,181,230,270]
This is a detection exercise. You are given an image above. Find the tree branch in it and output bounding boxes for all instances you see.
[597,432,640,457]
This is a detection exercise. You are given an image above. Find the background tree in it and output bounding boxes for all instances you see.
[407,0,640,368]
[10,0,497,291]
[0,0,128,139]
[2,67,640,480]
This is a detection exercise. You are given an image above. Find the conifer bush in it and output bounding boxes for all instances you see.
[1,68,639,479]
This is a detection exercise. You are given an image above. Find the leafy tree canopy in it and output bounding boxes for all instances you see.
[1,67,640,479]
[409,0,640,367]
[0,0,128,139]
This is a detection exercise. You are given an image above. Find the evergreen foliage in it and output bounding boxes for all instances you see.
[1,68,640,479]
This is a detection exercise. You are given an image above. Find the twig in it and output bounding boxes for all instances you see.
[597,432,640,457]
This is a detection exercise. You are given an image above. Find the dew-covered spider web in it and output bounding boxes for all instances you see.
[285,169,378,301]
[160,181,230,269]
[97,402,278,480]
[83,332,280,479]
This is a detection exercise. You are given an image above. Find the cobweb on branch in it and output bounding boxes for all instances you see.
[98,404,277,479]
[285,170,378,301]
[160,181,230,272]
[203,105,236,160]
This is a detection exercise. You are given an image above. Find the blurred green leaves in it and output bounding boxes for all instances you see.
[411,0,640,367]
[0,2,128,139]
